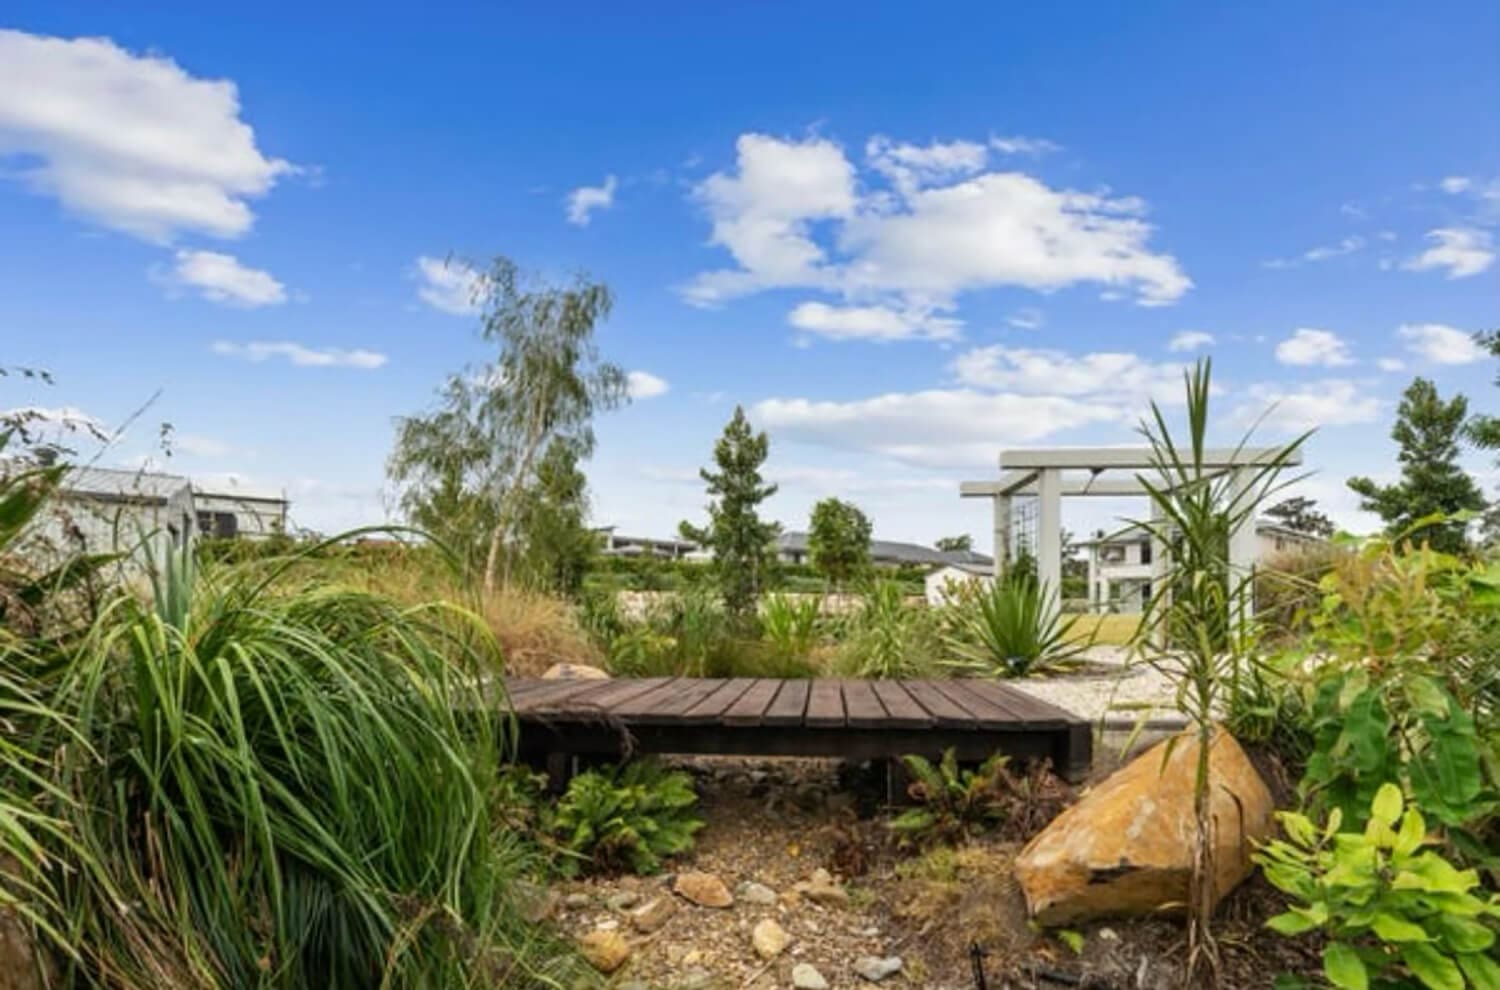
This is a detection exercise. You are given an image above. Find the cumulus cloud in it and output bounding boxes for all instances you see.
[1275,328,1354,367]
[0,29,292,242]
[786,301,960,342]
[1168,330,1214,353]
[1376,357,1406,373]
[1402,228,1494,279]
[1398,323,1485,365]
[950,346,1186,402]
[160,249,286,306]
[1263,236,1366,269]
[681,132,1190,316]
[565,174,618,226]
[211,340,387,369]
[752,389,1120,467]
[626,370,669,399]
[1234,380,1380,433]
[413,256,483,315]
[988,135,1062,156]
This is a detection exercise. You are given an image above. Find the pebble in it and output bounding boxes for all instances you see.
[752,918,790,960]
[854,956,904,982]
[795,868,849,908]
[792,963,829,989]
[607,890,642,911]
[577,929,631,973]
[737,880,779,906]
[563,891,591,909]
[674,871,735,908]
[629,895,679,934]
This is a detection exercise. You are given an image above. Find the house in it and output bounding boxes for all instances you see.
[594,526,699,559]
[1083,519,1328,613]
[775,531,994,571]
[924,561,994,605]
[194,486,289,540]
[39,465,197,558]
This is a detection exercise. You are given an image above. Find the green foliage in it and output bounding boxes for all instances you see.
[836,579,937,679]
[389,255,627,591]
[888,749,1014,847]
[680,406,780,620]
[1256,784,1500,990]
[549,761,704,877]
[761,593,822,659]
[1348,377,1486,555]
[942,573,1091,678]
[511,438,596,598]
[1267,496,1338,539]
[935,534,973,554]
[807,497,872,588]
[1223,650,1315,766]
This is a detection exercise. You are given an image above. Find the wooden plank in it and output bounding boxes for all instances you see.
[506,678,617,713]
[609,677,695,719]
[805,679,846,728]
[841,679,888,729]
[900,680,979,728]
[722,679,782,727]
[931,679,1017,730]
[683,678,757,724]
[533,677,674,718]
[632,678,731,724]
[500,678,560,704]
[870,680,935,729]
[762,680,811,727]
[963,680,1070,727]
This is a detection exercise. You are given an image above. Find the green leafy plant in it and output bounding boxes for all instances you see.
[942,573,1091,678]
[549,761,704,877]
[761,593,821,659]
[837,579,937,679]
[1256,783,1500,990]
[888,749,1016,848]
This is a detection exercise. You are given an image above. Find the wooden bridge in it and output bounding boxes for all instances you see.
[503,676,1092,784]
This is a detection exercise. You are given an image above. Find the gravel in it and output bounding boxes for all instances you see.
[1006,647,1185,727]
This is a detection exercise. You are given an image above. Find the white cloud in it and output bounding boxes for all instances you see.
[211,340,387,369]
[1167,330,1214,353]
[161,249,285,307]
[1275,328,1354,367]
[682,132,1190,315]
[1007,307,1044,330]
[2,404,107,435]
[1401,228,1494,279]
[1376,357,1406,373]
[752,389,1120,467]
[0,29,292,242]
[173,433,231,457]
[951,345,1186,402]
[1398,323,1485,365]
[786,301,960,342]
[626,370,669,399]
[1234,380,1380,433]
[1263,235,1366,269]
[413,255,482,315]
[565,174,618,226]
[989,135,1062,156]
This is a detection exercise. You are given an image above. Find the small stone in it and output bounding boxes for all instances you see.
[854,956,903,982]
[674,871,734,908]
[578,929,631,973]
[629,895,678,933]
[563,892,591,909]
[607,890,642,911]
[752,918,790,960]
[795,868,849,908]
[541,662,610,680]
[737,880,778,906]
[792,963,829,989]
[1099,927,1120,942]
[595,918,619,931]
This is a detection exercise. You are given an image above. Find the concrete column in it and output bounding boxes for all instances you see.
[1227,467,1259,631]
[1036,468,1063,601]
[991,494,1011,579]
[1150,500,1170,647]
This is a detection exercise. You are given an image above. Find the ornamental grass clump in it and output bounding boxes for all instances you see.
[47,541,589,989]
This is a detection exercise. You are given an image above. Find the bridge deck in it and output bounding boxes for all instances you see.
[503,676,1092,782]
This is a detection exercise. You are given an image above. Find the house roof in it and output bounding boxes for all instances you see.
[777,531,993,568]
[61,465,192,505]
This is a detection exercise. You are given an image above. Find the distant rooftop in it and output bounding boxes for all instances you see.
[60,465,192,504]
[778,531,993,568]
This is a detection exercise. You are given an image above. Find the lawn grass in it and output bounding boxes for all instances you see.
[1063,611,1140,646]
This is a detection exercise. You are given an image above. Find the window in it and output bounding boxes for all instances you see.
[1140,541,1152,565]
[196,511,239,539]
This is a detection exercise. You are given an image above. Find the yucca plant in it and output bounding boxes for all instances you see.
[548,760,704,877]
[942,574,1091,678]
[888,749,1014,848]
[760,593,821,659]
[49,538,590,989]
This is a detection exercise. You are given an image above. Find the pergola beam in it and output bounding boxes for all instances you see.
[999,446,1301,470]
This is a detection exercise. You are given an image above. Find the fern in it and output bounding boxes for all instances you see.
[549,760,704,876]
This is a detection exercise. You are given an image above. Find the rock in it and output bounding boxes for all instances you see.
[792,963,829,989]
[794,868,849,907]
[541,662,610,680]
[607,889,642,911]
[629,895,679,933]
[513,880,558,923]
[674,871,734,908]
[737,880,778,906]
[752,918,790,960]
[1014,727,1274,925]
[563,891,592,910]
[578,929,631,973]
[854,956,903,982]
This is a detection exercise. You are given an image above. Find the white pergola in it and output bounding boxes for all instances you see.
[960,446,1302,609]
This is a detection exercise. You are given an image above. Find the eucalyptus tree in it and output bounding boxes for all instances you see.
[389,256,627,592]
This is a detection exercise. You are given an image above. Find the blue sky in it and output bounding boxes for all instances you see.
[2,2,1498,545]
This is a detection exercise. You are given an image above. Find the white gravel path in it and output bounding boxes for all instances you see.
[1006,647,1185,726]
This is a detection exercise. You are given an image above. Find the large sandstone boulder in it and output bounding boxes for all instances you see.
[540,662,610,680]
[1014,727,1273,925]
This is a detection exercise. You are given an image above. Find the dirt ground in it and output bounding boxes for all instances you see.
[549,755,1322,990]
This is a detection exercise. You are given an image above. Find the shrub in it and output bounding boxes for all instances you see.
[835,580,938,679]
[549,761,704,877]
[761,593,821,659]
[941,575,1091,678]
[886,749,1068,848]
[1256,783,1500,990]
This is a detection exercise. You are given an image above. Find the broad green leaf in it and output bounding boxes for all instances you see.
[1371,783,1403,827]
[1457,952,1500,990]
[1393,809,1427,857]
[1428,914,1496,954]
[1371,912,1430,943]
[1401,943,1463,990]
[1267,910,1323,936]
[1324,942,1369,990]
[1403,676,1449,717]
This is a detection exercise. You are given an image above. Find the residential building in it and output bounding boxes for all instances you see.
[37,464,196,559]
[775,531,993,571]
[194,486,289,540]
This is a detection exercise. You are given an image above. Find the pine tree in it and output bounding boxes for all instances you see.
[680,407,780,619]
[1265,496,1336,538]
[1347,377,1486,554]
